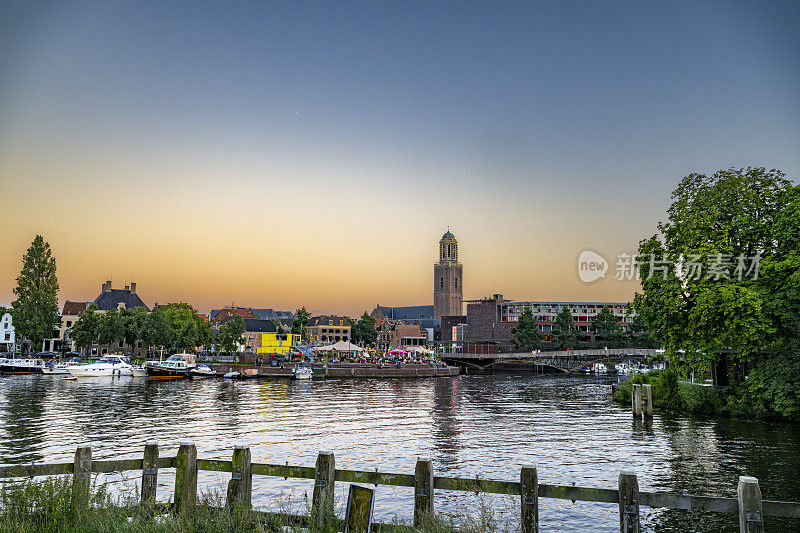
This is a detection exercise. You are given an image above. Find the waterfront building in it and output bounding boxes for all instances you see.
[434,230,463,320]
[59,301,87,352]
[256,333,301,356]
[370,304,434,323]
[390,323,427,350]
[94,281,149,311]
[465,294,635,350]
[1,313,14,350]
[307,315,351,344]
[209,306,259,326]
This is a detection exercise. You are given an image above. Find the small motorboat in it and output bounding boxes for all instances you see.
[190,364,215,378]
[145,353,195,380]
[131,366,148,378]
[1,357,47,374]
[223,371,240,379]
[294,364,314,380]
[67,355,133,378]
[43,357,86,375]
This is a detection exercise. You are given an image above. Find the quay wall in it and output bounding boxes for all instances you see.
[212,363,459,379]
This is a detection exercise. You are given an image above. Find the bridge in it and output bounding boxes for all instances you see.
[443,348,660,373]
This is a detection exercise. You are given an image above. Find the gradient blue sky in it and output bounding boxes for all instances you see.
[1,1,798,314]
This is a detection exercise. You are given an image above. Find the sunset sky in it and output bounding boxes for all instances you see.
[1,1,799,316]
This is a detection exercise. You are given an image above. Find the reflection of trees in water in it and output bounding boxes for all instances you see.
[0,376,48,463]
[654,413,800,532]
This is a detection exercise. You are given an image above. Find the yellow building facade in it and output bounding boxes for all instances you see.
[256,333,301,356]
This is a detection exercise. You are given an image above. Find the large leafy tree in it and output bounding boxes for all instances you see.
[291,307,310,339]
[553,308,578,349]
[217,315,245,354]
[355,312,377,346]
[635,168,794,370]
[71,304,100,353]
[512,307,541,352]
[98,308,125,348]
[159,302,208,350]
[592,306,623,346]
[143,308,172,350]
[11,236,60,351]
[123,307,148,350]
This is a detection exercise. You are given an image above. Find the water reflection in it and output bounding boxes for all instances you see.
[0,374,797,531]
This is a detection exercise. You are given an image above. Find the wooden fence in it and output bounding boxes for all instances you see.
[1,443,799,532]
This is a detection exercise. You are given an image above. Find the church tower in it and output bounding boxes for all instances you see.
[434,230,463,320]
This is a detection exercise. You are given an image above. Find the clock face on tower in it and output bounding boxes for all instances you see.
[434,230,463,321]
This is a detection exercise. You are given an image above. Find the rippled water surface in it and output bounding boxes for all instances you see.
[1,374,798,531]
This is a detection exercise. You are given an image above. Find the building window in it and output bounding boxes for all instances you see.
[455,278,458,290]
[440,277,444,290]
[118,341,124,348]
[66,321,72,327]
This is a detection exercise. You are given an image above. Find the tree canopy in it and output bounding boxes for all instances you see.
[553,308,578,350]
[591,306,623,346]
[512,308,541,352]
[291,307,310,339]
[217,315,245,354]
[11,236,60,350]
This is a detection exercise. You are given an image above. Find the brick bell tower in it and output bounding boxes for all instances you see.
[434,229,463,321]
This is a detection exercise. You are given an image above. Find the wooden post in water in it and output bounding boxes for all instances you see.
[641,384,653,418]
[414,457,434,528]
[618,471,640,533]
[174,441,198,514]
[520,465,539,533]
[141,441,159,506]
[631,384,642,417]
[737,476,764,533]
[311,451,335,528]
[226,444,252,510]
[72,445,92,510]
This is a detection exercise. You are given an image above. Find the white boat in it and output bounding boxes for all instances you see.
[189,364,215,378]
[294,364,314,380]
[131,366,148,378]
[67,355,133,378]
[592,362,608,374]
[42,357,86,375]
[1,357,47,374]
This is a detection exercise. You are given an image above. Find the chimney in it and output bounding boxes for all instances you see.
[124,285,129,292]
[102,280,112,292]
[130,282,136,294]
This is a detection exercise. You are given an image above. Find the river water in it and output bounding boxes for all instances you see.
[0,373,797,532]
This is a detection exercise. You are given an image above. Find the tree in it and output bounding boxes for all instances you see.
[217,316,245,354]
[592,306,623,346]
[143,308,172,351]
[158,302,208,350]
[98,308,125,348]
[346,316,360,343]
[355,312,377,346]
[291,307,311,339]
[553,308,578,350]
[11,235,60,351]
[123,307,148,351]
[71,304,100,353]
[512,307,541,352]
[635,167,793,371]
[271,318,285,334]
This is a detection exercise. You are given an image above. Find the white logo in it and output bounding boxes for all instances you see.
[578,250,608,283]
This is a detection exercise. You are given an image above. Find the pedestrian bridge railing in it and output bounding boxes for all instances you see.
[1,444,798,532]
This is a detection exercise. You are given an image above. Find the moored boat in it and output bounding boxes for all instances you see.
[189,364,215,378]
[293,364,313,380]
[146,353,195,380]
[1,357,47,374]
[67,355,133,378]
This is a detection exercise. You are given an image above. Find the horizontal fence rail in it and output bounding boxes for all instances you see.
[1,444,798,532]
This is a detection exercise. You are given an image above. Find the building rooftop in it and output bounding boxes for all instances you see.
[94,289,149,311]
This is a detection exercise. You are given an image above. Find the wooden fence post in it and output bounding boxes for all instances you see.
[618,471,640,533]
[414,457,434,528]
[737,476,764,533]
[632,384,642,417]
[311,451,335,528]
[641,384,653,418]
[226,444,252,510]
[72,445,92,510]
[141,441,159,506]
[520,465,538,533]
[174,441,197,514]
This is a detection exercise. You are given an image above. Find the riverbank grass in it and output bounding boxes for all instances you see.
[0,477,511,532]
